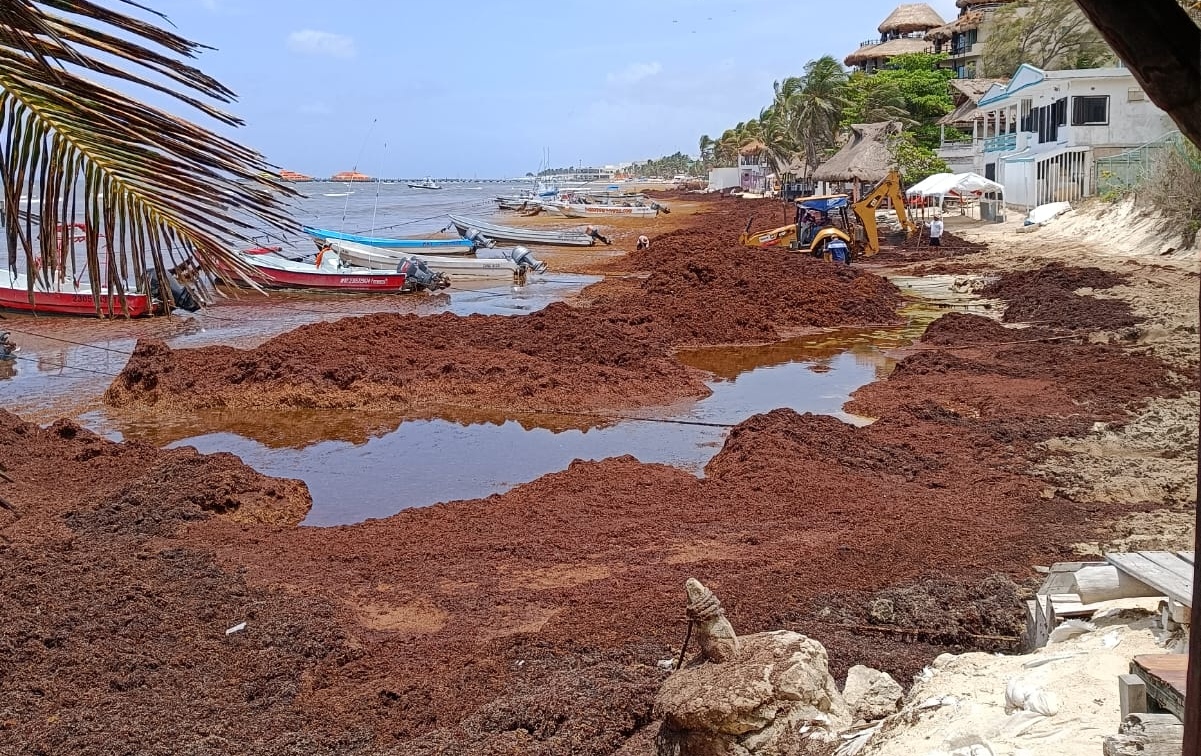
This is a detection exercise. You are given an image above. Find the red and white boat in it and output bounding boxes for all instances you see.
[0,270,156,318]
[220,247,413,293]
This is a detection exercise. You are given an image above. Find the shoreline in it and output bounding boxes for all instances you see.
[0,194,1196,754]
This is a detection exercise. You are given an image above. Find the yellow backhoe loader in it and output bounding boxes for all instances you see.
[738,170,918,261]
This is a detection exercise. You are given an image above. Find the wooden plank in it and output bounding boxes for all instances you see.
[1176,551,1194,565]
[1103,713,1184,756]
[1119,673,1148,717]
[1106,553,1192,607]
[1132,654,1188,721]
[1141,551,1195,584]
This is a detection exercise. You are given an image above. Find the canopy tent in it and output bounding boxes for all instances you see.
[796,195,849,212]
[905,172,1004,204]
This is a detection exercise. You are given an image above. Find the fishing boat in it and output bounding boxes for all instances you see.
[407,178,442,190]
[0,269,157,317]
[219,248,416,293]
[329,239,546,281]
[541,199,664,218]
[447,214,595,247]
[302,225,474,254]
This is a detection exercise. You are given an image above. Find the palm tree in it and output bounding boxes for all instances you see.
[0,1,296,313]
[793,55,850,175]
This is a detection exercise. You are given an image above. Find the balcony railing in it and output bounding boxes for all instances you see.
[983,133,1017,152]
[950,42,975,56]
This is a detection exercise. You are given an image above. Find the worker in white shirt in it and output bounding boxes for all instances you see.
[929,213,944,247]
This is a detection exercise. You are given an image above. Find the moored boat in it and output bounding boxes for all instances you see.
[219,248,417,293]
[541,200,663,218]
[302,225,475,254]
[406,178,442,190]
[0,270,156,317]
[329,239,546,281]
[447,214,595,247]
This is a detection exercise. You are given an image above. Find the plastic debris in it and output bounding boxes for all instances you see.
[225,621,247,635]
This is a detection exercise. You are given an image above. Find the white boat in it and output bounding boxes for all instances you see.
[407,178,442,190]
[447,214,596,246]
[541,200,663,218]
[329,238,546,281]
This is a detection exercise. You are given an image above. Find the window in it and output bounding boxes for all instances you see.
[1072,95,1109,125]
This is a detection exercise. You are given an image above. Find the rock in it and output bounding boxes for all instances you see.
[842,665,903,722]
[655,630,850,755]
[685,578,739,663]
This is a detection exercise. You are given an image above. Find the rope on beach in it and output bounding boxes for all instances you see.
[6,352,123,377]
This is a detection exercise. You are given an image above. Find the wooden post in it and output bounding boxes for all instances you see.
[1118,674,1148,718]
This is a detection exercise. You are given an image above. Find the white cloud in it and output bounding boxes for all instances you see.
[606,61,662,85]
[287,30,356,59]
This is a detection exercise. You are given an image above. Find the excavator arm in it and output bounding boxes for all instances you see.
[850,170,917,256]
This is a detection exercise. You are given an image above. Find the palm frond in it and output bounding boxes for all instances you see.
[0,0,298,315]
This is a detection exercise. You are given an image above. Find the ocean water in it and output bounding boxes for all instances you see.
[279,180,527,246]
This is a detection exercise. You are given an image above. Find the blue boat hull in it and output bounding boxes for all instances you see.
[303,226,474,253]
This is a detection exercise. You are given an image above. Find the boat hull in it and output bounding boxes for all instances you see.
[0,272,154,317]
[447,214,595,247]
[302,226,473,254]
[331,240,528,281]
[220,254,410,293]
[546,202,659,218]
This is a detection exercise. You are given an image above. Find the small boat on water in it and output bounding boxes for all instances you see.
[0,269,157,317]
[447,214,596,247]
[329,238,546,281]
[302,225,475,254]
[219,248,424,293]
[407,178,442,190]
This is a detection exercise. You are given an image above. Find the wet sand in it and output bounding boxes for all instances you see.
[0,193,1196,754]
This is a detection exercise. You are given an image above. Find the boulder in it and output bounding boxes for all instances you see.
[655,630,850,755]
[842,665,904,722]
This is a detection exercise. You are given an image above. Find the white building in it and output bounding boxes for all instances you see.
[972,65,1176,208]
[707,154,771,193]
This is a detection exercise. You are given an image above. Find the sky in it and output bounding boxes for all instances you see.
[125,0,961,177]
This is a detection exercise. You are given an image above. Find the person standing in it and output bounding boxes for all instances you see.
[929,213,944,247]
[826,237,850,264]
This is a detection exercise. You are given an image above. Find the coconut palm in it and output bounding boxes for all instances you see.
[793,55,850,175]
[0,1,296,313]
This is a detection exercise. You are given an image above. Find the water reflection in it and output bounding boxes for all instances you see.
[124,315,939,525]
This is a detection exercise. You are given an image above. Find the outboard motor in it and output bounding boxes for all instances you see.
[508,246,547,274]
[464,228,496,250]
[0,332,18,361]
[396,256,450,292]
[145,267,201,312]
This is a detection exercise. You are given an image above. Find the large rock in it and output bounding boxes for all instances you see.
[842,665,904,722]
[655,630,850,755]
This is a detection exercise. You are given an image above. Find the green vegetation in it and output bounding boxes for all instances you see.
[1139,140,1201,247]
[889,133,950,186]
[983,0,1115,78]
[0,1,293,299]
[701,53,952,184]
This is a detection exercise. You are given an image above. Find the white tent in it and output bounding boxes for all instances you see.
[906,171,1004,204]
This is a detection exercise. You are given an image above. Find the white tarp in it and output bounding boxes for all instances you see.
[906,172,1005,203]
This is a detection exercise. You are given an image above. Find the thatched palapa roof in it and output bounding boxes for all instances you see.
[925,11,984,42]
[844,43,881,67]
[878,3,945,34]
[956,0,1015,8]
[812,122,901,183]
[938,78,1006,125]
[867,36,930,60]
[738,139,767,156]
